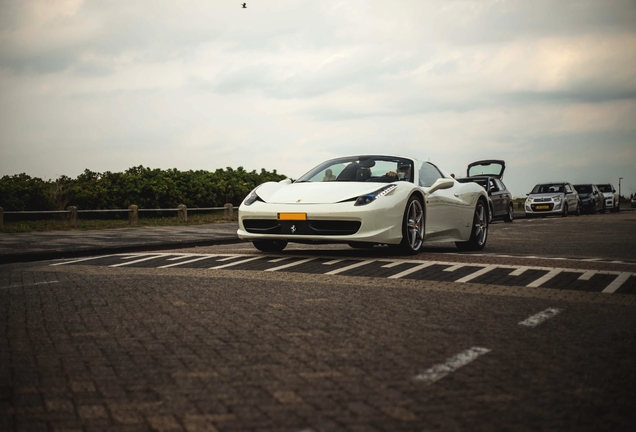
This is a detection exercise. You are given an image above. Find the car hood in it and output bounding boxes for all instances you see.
[528,192,564,199]
[601,192,614,197]
[253,181,398,204]
[467,159,505,179]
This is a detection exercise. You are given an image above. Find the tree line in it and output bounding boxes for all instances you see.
[0,166,287,211]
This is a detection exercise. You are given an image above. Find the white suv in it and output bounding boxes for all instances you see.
[525,182,581,217]
[596,184,620,213]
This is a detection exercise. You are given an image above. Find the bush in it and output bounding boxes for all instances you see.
[0,166,287,211]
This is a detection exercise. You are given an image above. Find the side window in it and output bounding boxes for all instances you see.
[495,179,506,191]
[418,162,442,187]
[565,184,572,193]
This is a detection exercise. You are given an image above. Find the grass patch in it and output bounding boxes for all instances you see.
[2,212,235,233]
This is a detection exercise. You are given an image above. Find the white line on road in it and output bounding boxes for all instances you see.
[519,308,563,327]
[110,254,169,267]
[602,273,631,294]
[324,260,375,275]
[381,261,405,268]
[323,259,345,265]
[1,281,60,289]
[50,255,117,266]
[217,255,240,262]
[268,257,289,263]
[166,254,195,261]
[578,270,597,281]
[455,265,497,283]
[210,256,262,269]
[508,266,529,276]
[443,264,466,272]
[388,262,438,279]
[158,256,217,268]
[414,347,491,384]
[265,258,316,272]
[526,269,563,287]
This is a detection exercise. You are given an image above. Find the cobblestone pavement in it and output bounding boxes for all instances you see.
[1,261,635,431]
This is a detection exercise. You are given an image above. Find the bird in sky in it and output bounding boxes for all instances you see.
[242,3,246,7]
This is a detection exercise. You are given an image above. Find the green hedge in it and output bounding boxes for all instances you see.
[0,166,287,211]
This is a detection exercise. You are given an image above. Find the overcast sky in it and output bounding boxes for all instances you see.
[1,0,635,197]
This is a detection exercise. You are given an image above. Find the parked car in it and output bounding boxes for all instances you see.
[632,194,636,208]
[596,184,620,213]
[238,154,490,254]
[574,184,605,214]
[525,182,581,217]
[455,159,514,222]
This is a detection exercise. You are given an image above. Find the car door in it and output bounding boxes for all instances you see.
[488,178,504,216]
[496,179,512,213]
[419,162,466,239]
[565,183,577,211]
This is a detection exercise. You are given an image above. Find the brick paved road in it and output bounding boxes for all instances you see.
[1,260,635,431]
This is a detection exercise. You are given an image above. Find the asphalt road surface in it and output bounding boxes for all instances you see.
[1,211,635,431]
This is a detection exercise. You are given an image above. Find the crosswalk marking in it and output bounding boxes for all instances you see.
[578,270,597,281]
[324,260,375,276]
[388,262,437,279]
[158,256,217,268]
[455,265,497,283]
[210,256,261,269]
[110,254,168,267]
[265,258,316,272]
[602,273,631,294]
[526,269,563,287]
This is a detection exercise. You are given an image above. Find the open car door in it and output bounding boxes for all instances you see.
[467,160,506,180]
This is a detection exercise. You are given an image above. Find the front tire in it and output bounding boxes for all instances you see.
[503,203,514,222]
[397,195,425,255]
[561,203,569,217]
[574,201,581,216]
[456,199,488,251]
[253,240,288,252]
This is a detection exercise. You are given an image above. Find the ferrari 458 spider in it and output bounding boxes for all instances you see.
[238,155,490,254]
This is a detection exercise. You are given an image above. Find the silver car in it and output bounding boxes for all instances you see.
[596,184,620,213]
[525,182,581,217]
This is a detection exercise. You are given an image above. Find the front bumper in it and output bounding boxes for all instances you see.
[238,201,406,244]
[525,201,563,215]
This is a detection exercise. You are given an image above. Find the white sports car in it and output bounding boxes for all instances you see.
[238,155,489,254]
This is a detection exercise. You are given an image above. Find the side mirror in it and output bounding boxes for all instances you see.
[280,178,292,185]
[425,178,454,195]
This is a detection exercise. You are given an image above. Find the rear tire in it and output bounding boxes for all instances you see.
[253,240,288,252]
[456,199,488,251]
[503,203,514,222]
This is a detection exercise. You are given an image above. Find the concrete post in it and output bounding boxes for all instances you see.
[178,204,187,223]
[0,207,3,231]
[68,206,78,227]
[224,203,233,220]
[129,205,138,226]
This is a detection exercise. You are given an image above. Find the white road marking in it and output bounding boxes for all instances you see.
[158,256,217,268]
[578,270,597,281]
[265,258,316,272]
[455,265,497,283]
[323,259,345,265]
[1,281,59,289]
[217,255,240,262]
[519,308,563,327]
[509,266,529,276]
[602,273,631,294]
[443,264,465,272]
[166,255,194,261]
[382,261,406,268]
[268,257,289,263]
[414,347,490,384]
[50,255,117,266]
[388,262,438,279]
[324,260,375,275]
[210,256,262,269]
[526,269,563,287]
[110,254,169,267]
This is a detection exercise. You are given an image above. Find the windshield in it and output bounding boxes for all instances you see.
[597,184,613,193]
[296,156,414,183]
[467,160,505,178]
[574,185,592,194]
[531,183,565,194]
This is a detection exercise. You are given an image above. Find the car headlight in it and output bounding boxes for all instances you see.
[354,184,397,206]
[553,196,561,203]
[243,189,261,206]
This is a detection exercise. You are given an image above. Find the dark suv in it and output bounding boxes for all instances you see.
[574,184,605,214]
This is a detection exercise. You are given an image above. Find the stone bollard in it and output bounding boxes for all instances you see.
[224,203,233,220]
[68,206,78,228]
[178,204,187,223]
[0,207,3,231]
[129,205,138,226]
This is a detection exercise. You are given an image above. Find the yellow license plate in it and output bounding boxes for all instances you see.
[536,205,550,210]
[278,213,307,220]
